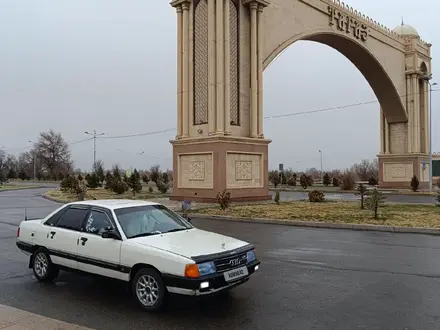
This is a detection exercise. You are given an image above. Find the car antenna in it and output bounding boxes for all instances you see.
[25,208,27,221]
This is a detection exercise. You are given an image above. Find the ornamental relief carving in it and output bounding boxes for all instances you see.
[189,161,205,180]
[383,163,413,181]
[235,161,252,180]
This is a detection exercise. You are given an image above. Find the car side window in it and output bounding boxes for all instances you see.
[56,207,88,231]
[44,207,68,226]
[82,210,113,235]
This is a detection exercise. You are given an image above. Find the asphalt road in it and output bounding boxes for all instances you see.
[1,189,440,329]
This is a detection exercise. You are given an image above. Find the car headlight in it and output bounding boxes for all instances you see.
[247,250,256,263]
[197,261,217,276]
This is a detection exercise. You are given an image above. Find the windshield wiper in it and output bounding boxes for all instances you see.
[165,228,188,233]
[129,232,161,239]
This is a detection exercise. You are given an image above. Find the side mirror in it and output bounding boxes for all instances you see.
[101,228,120,240]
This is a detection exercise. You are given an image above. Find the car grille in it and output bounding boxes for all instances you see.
[213,252,248,273]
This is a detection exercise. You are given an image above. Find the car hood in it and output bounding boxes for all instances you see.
[130,228,249,260]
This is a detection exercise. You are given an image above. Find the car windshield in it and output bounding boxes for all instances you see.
[114,204,194,239]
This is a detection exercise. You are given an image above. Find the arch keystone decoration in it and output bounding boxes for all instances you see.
[170,0,433,202]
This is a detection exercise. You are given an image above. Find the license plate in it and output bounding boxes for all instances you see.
[223,266,249,282]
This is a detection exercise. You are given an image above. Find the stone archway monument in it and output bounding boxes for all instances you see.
[170,0,432,202]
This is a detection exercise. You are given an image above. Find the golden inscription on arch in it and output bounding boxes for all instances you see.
[327,6,369,41]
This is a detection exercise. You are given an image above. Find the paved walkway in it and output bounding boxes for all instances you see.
[0,304,93,329]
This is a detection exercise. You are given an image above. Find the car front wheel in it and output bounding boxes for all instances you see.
[32,248,59,282]
[132,268,167,312]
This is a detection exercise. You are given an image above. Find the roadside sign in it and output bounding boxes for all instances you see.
[279,163,284,171]
[181,200,192,212]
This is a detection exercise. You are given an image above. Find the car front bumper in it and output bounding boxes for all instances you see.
[163,260,261,296]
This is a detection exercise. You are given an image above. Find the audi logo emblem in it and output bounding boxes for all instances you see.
[229,255,246,266]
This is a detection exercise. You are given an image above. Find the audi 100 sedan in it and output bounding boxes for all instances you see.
[16,199,261,311]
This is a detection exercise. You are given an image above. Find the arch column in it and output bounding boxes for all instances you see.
[249,2,258,138]
[379,108,384,154]
[170,0,271,202]
[384,113,390,154]
[172,0,191,139]
[424,80,430,153]
[182,1,190,138]
[379,68,430,189]
[406,74,413,153]
[412,73,420,153]
[175,4,183,138]
[257,4,264,137]
[245,0,268,138]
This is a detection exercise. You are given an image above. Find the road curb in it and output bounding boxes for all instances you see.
[0,186,45,193]
[41,193,64,204]
[186,214,440,235]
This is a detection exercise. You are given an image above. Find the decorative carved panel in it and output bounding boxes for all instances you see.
[383,162,413,182]
[193,0,208,125]
[178,153,213,188]
[189,161,205,180]
[235,161,252,180]
[229,1,239,125]
[226,153,262,188]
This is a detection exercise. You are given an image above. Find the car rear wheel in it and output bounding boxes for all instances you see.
[132,268,167,312]
[32,248,59,282]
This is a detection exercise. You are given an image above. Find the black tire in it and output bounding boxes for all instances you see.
[32,247,59,282]
[131,268,167,312]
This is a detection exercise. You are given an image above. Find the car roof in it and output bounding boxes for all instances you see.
[68,199,161,210]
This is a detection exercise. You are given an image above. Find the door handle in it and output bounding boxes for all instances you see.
[80,237,88,246]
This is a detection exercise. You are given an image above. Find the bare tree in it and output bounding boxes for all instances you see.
[0,150,7,183]
[17,151,35,178]
[370,159,379,177]
[34,130,72,180]
[0,150,7,173]
[305,167,320,180]
[351,159,378,181]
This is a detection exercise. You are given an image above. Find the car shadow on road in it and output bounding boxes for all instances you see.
[2,271,254,329]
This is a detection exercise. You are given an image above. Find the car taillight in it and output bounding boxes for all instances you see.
[17,227,20,237]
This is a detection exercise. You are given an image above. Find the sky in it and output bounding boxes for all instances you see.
[0,0,438,172]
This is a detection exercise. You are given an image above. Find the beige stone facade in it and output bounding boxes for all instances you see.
[170,0,432,201]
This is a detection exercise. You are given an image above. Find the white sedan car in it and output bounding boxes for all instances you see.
[16,200,260,311]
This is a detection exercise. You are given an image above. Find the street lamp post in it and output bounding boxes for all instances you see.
[85,130,105,170]
[423,74,437,192]
[318,150,323,184]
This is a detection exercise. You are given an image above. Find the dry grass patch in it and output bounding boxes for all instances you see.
[45,188,167,203]
[193,201,440,228]
[0,184,39,191]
